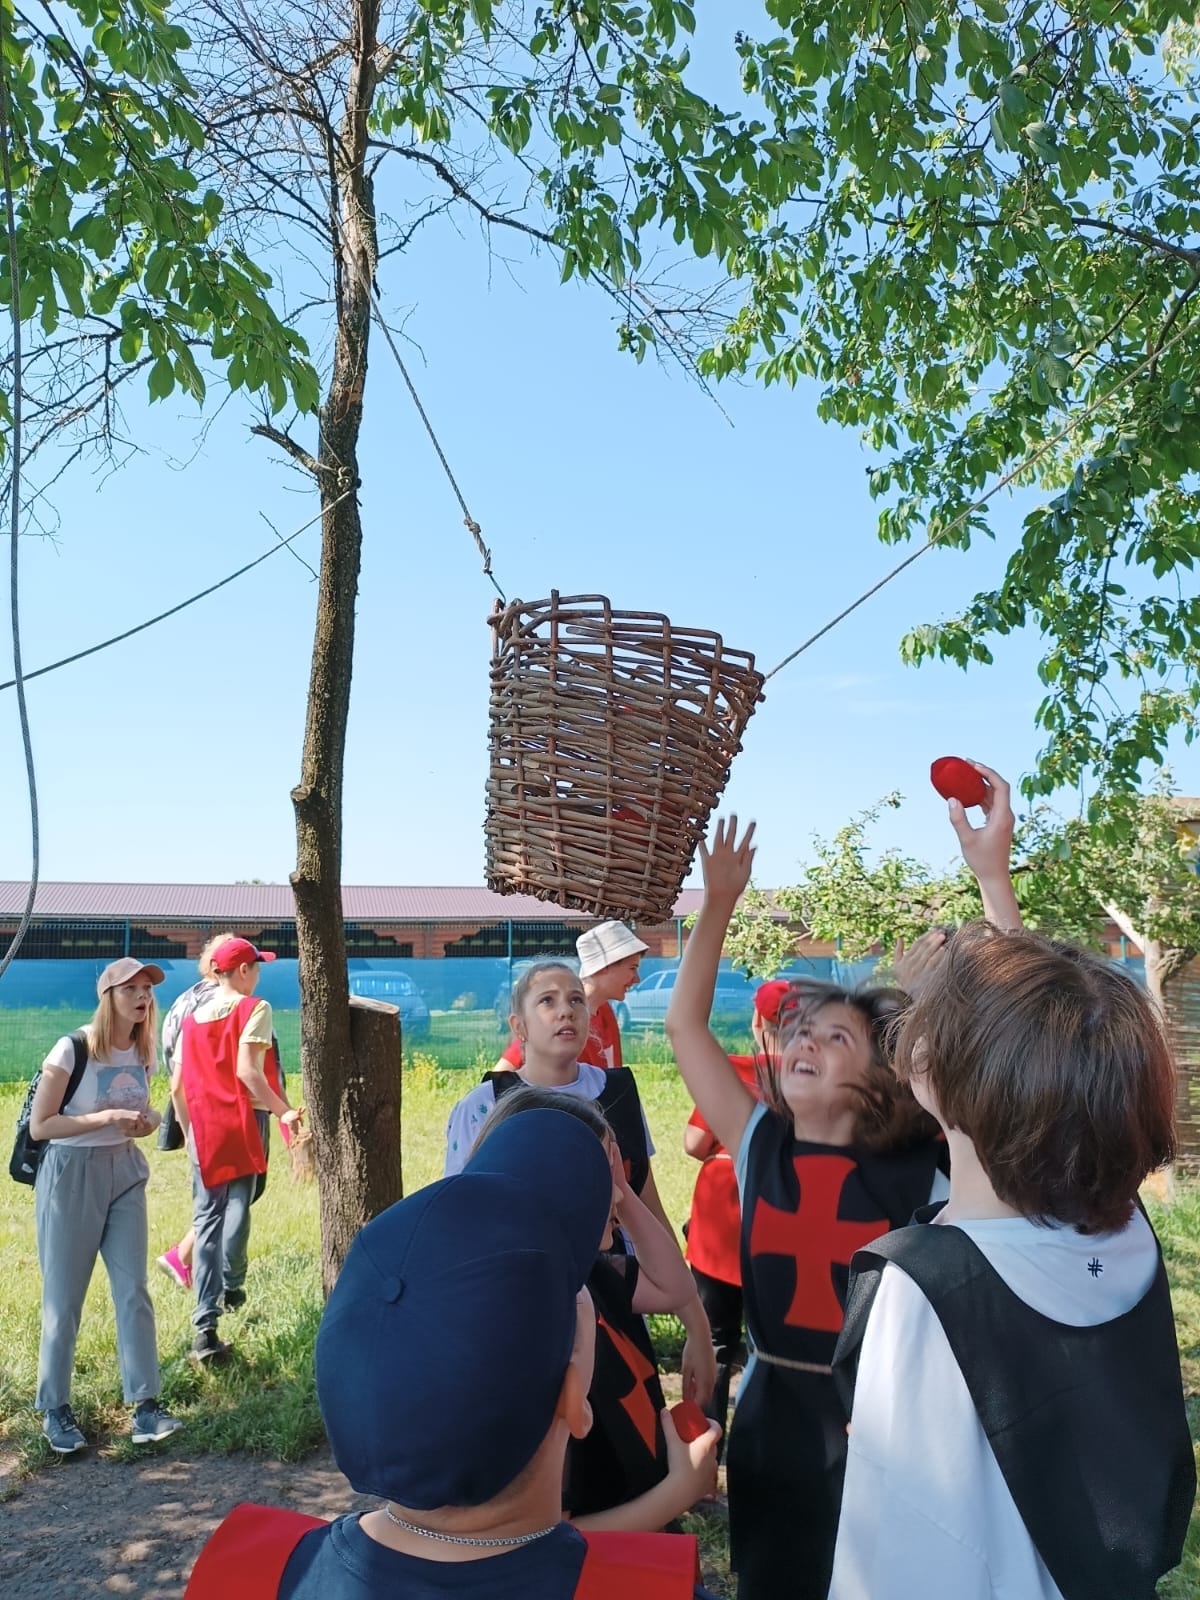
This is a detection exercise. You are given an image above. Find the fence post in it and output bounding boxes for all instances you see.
[124,920,131,957]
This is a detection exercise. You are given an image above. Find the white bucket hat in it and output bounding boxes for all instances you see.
[576,921,649,979]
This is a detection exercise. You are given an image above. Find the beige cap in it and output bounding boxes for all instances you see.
[576,921,649,979]
[97,957,165,995]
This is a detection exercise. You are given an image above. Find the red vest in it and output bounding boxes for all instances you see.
[184,1503,698,1598]
[181,997,282,1187]
[684,1055,761,1286]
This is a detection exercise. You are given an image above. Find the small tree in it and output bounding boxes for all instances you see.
[1021,781,1200,1011]
[176,0,784,1282]
[0,0,316,490]
[724,786,1200,1013]
[722,795,986,976]
[704,0,1200,799]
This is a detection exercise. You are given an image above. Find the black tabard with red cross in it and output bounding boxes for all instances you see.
[565,1252,668,1518]
[740,1109,942,1367]
[487,1066,651,1197]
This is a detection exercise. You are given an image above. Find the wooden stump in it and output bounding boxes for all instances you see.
[313,995,403,1295]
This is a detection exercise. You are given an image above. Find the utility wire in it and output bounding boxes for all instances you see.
[0,15,39,980]
[0,490,351,695]
[370,296,506,603]
[227,0,507,604]
[764,310,1200,681]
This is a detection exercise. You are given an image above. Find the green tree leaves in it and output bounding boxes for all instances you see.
[722,783,1200,983]
[0,0,317,461]
[701,0,1200,799]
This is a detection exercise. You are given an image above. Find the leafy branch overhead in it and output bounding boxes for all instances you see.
[0,0,318,475]
[699,0,1200,798]
[721,784,1200,996]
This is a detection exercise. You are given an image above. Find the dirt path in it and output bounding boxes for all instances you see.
[0,1443,731,1597]
[0,1444,374,1598]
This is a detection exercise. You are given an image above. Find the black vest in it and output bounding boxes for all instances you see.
[487,1067,650,1196]
[740,1110,942,1368]
[565,1253,668,1517]
[833,1211,1195,1600]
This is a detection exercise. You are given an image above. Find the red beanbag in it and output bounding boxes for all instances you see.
[930,757,989,808]
[670,1399,711,1443]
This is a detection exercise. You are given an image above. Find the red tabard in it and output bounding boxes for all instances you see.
[181,996,283,1188]
[683,1055,760,1287]
[184,1503,698,1598]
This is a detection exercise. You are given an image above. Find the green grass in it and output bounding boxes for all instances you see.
[0,1060,702,1471]
[0,1007,516,1085]
[1146,1187,1200,1599]
[1,1068,1198,1599]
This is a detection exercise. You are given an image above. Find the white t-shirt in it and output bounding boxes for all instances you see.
[829,1207,1159,1600]
[44,1035,151,1148]
[443,1064,655,1177]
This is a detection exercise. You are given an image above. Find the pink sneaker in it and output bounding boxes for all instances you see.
[157,1246,193,1291]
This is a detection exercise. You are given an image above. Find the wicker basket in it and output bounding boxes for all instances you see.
[485,593,765,923]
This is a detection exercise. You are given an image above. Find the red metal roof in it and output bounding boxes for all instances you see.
[0,881,704,924]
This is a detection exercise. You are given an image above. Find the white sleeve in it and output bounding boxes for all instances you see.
[443,1086,497,1178]
[42,1036,75,1075]
[830,1264,1061,1600]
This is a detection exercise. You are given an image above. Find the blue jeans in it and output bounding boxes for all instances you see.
[190,1111,268,1330]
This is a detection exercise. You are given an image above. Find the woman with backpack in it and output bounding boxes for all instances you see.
[28,958,182,1454]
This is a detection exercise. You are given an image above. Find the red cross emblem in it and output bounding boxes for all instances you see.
[749,1154,885,1332]
[597,1314,659,1454]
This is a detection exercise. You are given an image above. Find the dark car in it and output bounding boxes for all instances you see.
[347,971,431,1041]
[614,967,757,1032]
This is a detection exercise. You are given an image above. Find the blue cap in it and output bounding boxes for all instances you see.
[315,1109,612,1508]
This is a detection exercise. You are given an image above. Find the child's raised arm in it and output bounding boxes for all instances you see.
[948,761,1023,930]
[665,816,759,1164]
[607,1145,697,1316]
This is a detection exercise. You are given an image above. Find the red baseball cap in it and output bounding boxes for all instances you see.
[754,979,792,1025]
[210,936,277,972]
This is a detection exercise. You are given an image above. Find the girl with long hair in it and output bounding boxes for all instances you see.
[29,958,182,1453]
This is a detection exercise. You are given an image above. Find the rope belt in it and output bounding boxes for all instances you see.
[753,1349,834,1377]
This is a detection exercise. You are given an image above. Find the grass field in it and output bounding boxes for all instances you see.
[1,1065,1198,1594]
[0,1006,504,1083]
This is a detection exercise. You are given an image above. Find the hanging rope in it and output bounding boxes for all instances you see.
[224,0,506,603]
[0,13,39,979]
[0,489,352,695]
[763,309,1200,681]
[369,295,506,602]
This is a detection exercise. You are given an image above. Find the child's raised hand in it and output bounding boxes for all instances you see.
[699,815,756,906]
[892,928,949,996]
[946,761,1023,929]
[946,761,1014,881]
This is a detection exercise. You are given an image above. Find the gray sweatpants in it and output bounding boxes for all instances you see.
[35,1141,161,1411]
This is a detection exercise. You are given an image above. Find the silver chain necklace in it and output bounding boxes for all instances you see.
[382,1505,561,1548]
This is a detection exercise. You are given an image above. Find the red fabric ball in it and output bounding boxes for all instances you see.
[930,757,988,808]
[670,1399,710,1443]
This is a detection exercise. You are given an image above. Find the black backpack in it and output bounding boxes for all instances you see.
[9,1030,90,1185]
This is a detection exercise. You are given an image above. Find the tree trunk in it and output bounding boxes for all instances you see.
[292,0,398,1294]
[1141,938,1196,1205]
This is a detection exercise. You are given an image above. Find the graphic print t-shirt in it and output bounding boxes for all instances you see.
[46,1036,151,1148]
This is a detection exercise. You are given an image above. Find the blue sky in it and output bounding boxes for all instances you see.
[2,17,1197,897]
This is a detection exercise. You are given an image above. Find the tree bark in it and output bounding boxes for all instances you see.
[1108,925,1195,1204]
[292,0,400,1293]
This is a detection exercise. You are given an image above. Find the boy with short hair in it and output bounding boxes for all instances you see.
[171,936,301,1363]
[184,1112,713,1598]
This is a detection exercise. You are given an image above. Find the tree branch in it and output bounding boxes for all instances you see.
[1070,214,1200,269]
[1102,900,1143,950]
[367,139,558,247]
[251,422,322,476]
